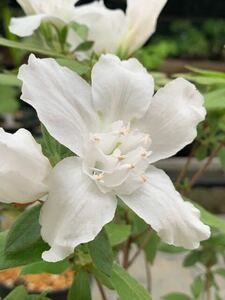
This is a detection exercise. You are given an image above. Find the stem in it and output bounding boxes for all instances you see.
[204,267,211,300]
[122,237,132,269]
[144,256,152,293]
[175,142,198,185]
[96,280,108,300]
[127,231,152,268]
[189,140,225,188]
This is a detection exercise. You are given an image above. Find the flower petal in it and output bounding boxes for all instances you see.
[92,54,154,124]
[18,54,99,157]
[40,157,117,262]
[139,78,206,163]
[75,1,125,54]
[0,128,51,203]
[16,0,36,14]
[9,15,46,37]
[119,0,167,55]
[120,166,210,249]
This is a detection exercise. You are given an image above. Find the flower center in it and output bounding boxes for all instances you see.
[83,121,151,195]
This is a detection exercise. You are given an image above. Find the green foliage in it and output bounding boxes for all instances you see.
[0,73,21,87]
[89,229,113,276]
[105,223,131,247]
[69,22,89,41]
[68,270,91,300]
[57,58,90,75]
[191,275,204,298]
[111,263,152,300]
[3,286,50,300]
[162,293,191,300]
[20,259,69,275]
[0,85,19,114]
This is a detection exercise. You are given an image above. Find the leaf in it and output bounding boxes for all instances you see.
[191,275,204,298]
[162,292,191,300]
[0,85,19,114]
[183,250,202,267]
[75,41,94,52]
[20,259,69,275]
[92,266,114,290]
[111,263,152,300]
[204,89,225,111]
[70,22,89,40]
[144,231,160,264]
[57,58,90,75]
[68,269,91,300]
[159,243,186,254]
[4,286,27,300]
[105,224,131,246]
[192,202,225,233]
[0,74,21,87]
[5,204,42,254]
[186,66,225,79]
[219,147,225,172]
[173,73,225,85]
[89,229,113,276]
[0,231,49,270]
[0,37,65,58]
[215,268,225,278]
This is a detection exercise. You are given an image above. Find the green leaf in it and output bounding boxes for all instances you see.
[144,231,160,264]
[111,263,152,300]
[89,229,113,276]
[68,269,91,300]
[70,22,89,40]
[4,286,27,300]
[105,224,131,246]
[192,202,225,233]
[92,266,114,290]
[5,204,42,254]
[186,66,225,79]
[0,37,65,58]
[191,275,204,298]
[20,259,69,275]
[0,74,21,87]
[205,89,225,111]
[57,58,90,75]
[162,292,191,300]
[0,85,19,114]
[159,243,186,254]
[183,250,202,267]
[0,231,49,270]
[75,41,94,52]
[219,147,225,172]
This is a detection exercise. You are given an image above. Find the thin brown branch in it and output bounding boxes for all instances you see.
[127,231,152,268]
[144,256,152,293]
[96,279,108,300]
[189,140,225,188]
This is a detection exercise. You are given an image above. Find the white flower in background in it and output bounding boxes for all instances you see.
[9,0,78,37]
[18,54,210,262]
[74,0,167,56]
[0,128,51,203]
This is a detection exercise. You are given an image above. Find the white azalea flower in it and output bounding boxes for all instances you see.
[74,0,167,56]
[0,128,51,204]
[18,54,210,262]
[9,0,78,37]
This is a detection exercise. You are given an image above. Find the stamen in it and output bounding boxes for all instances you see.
[128,164,135,170]
[118,155,126,161]
[140,175,147,183]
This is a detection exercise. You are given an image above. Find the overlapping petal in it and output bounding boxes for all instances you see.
[18,54,99,157]
[0,128,51,203]
[9,15,46,37]
[40,157,117,262]
[91,54,154,124]
[138,78,206,163]
[120,166,210,249]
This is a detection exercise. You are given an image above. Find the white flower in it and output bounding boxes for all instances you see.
[73,0,167,56]
[18,54,210,262]
[9,0,78,37]
[0,128,51,203]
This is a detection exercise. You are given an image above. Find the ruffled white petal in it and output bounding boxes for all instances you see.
[120,166,210,249]
[74,1,125,54]
[119,0,167,55]
[92,54,154,124]
[138,78,206,163]
[0,128,51,203]
[9,15,46,37]
[40,157,117,262]
[18,54,99,157]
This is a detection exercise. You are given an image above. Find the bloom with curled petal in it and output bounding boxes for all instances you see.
[18,54,210,262]
[0,128,51,204]
[9,0,78,37]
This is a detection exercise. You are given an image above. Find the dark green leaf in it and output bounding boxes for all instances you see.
[68,269,91,300]
[111,263,152,300]
[159,243,186,254]
[183,250,202,267]
[0,85,19,114]
[191,276,204,298]
[57,58,90,75]
[5,204,42,254]
[4,286,27,300]
[105,224,131,247]
[0,37,65,58]
[0,231,49,270]
[92,266,114,290]
[0,74,21,87]
[144,231,160,264]
[20,259,69,275]
[89,229,113,276]
[162,292,191,300]
[75,41,94,52]
[219,147,225,172]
